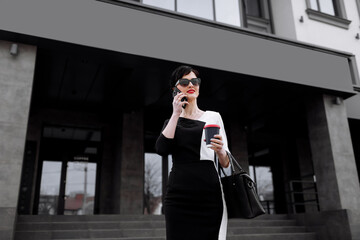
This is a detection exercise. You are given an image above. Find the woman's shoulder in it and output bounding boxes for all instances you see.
[202,110,222,121]
[204,110,221,117]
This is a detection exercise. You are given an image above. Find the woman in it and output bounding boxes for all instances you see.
[155,65,231,240]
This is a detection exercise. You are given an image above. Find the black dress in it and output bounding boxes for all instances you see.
[156,111,229,240]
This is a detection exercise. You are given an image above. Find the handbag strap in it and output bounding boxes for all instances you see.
[217,151,245,177]
[227,151,243,172]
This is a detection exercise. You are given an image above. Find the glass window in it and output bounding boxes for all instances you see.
[38,161,62,215]
[319,0,336,15]
[64,162,97,215]
[143,0,175,11]
[43,126,101,142]
[245,0,262,17]
[215,0,241,27]
[168,154,173,176]
[310,0,337,16]
[177,0,214,20]
[144,153,163,215]
[249,165,275,213]
[310,0,319,11]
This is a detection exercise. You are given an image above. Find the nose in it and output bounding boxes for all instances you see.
[188,81,194,87]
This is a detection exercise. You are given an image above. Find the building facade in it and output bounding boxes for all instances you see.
[0,0,360,239]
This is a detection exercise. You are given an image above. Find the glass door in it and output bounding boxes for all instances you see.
[38,161,62,215]
[64,161,97,215]
[36,125,102,215]
[37,160,97,215]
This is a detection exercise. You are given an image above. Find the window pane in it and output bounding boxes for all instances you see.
[64,162,97,215]
[246,0,262,17]
[143,0,175,10]
[255,166,274,201]
[177,0,214,20]
[215,0,241,27]
[250,165,275,213]
[319,0,335,15]
[168,155,173,176]
[38,161,62,215]
[309,0,319,11]
[144,153,162,215]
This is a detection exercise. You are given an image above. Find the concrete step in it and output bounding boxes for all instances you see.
[44,233,318,240]
[16,219,298,231]
[229,219,298,227]
[228,226,308,234]
[15,229,166,239]
[16,221,166,231]
[54,238,166,240]
[16,214,289,222]
[15,226,309,239]
[227,233,318,240]
[15,214,318,240]
[15,227,314,240]
[16,215,166,223]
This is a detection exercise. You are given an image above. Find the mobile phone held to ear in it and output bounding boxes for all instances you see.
[172,87,187,109]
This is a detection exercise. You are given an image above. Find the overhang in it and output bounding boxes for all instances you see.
[0,0,356,96]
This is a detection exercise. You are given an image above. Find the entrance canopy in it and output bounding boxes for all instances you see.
[0,0,357,96]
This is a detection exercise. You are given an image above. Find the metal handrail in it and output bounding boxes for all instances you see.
[260,200,275,214]
[289,179,320,213]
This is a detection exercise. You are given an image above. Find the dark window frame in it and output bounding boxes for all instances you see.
[305,0,351,29]
[103,0,275,33]
[245,0,263,18]
[243,0,273,33]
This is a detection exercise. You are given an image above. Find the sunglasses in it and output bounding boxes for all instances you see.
[175,78,201,87]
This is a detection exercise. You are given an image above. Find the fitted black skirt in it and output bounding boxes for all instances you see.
[164,160,223,240]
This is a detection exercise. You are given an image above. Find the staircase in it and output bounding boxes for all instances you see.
[15,214,318,240]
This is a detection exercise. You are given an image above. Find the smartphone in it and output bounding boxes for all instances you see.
[172,87,187,109]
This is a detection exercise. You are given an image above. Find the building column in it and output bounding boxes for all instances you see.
[306,94,360,213]
[119,109,144,214]
[99,116,121,214]
[296,137,318,212]
[0,41,36,239]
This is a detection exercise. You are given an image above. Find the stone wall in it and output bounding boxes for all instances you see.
[0,40,36,239]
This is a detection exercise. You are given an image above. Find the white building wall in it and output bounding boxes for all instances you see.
[271,0,360,119]
[272,0,360,81]
[269,0,297,39]
[291,0,360,75]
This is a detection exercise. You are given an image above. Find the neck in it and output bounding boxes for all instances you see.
[181,99,202,118]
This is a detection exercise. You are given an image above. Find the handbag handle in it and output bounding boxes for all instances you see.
[218,151,246,177]
[227,151,243,173]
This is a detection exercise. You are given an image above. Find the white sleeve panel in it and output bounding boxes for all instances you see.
[217,112,229,153]
[216,112,231,172]
[199,111,231,172]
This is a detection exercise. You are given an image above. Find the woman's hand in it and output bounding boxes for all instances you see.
[210,134,229,167]
[162,92,188,139]
[172,92,188,116]
[210,134,226,155]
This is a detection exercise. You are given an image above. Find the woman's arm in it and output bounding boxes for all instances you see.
[161,113,180,139]
[162,92,188,138]
[218,148,230,168]
[156,92,189,156]
[211,136,230,168]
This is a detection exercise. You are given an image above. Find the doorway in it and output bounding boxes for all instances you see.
[34,125,102,215]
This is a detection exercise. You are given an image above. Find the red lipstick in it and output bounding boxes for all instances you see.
[187,89,195,94]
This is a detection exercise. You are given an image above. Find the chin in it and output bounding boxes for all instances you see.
[187,94,198,100]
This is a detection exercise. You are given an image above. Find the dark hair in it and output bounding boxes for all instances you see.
[170,65,200,89]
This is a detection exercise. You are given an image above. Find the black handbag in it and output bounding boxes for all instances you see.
[218,152,266,219]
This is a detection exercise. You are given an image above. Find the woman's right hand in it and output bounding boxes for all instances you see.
[172,92,188,116]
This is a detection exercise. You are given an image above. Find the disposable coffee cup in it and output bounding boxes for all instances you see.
[204,124,220,148]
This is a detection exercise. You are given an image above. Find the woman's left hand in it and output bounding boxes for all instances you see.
[210,134,226,156]
[211,134,230,168]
